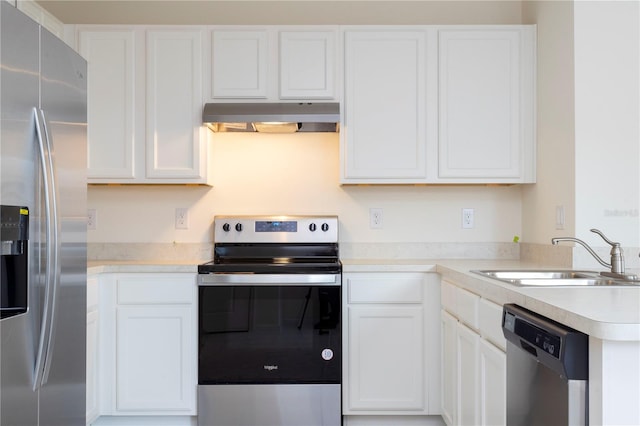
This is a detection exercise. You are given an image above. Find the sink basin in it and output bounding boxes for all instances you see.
[476,270,597,280]
[471,269,640,287]
[504,278,625,287]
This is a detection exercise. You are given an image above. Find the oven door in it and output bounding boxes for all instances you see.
[198,273,341,385]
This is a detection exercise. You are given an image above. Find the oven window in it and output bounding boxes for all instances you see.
[198,285,341,385]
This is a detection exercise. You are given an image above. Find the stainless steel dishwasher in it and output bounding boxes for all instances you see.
[502,304,589,425]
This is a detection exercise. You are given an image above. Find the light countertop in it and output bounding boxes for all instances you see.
[88,258,640,341]
[342,258,640,341]
[87,261,198,274]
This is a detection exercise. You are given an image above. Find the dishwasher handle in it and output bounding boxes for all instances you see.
[502,304,588,381]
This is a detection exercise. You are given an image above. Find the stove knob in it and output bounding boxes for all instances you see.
[321,223,329,232]
[235,223,243,232]
[222,223,231,232]
[309,223,317,232]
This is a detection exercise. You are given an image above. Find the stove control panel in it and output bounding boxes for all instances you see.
[255,220,298,233]
[214,215,338,243]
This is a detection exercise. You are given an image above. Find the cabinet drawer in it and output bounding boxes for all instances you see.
[441,280,457,314]
[479,298,506,351]
[116,274,194,305]
[347,273,423,304]
[456,287,479,330]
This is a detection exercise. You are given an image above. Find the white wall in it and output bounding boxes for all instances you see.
[521,0,639,268]
[88,133,523,244]
[521,0,576,243]
[573,1,639,249]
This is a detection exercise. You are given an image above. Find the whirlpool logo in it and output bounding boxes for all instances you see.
[264,365,279,371]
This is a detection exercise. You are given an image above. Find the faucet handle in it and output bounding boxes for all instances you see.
[591,228,625,274]
[590,228,620,247]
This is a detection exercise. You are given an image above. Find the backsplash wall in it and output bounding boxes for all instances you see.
[87,132,524,247]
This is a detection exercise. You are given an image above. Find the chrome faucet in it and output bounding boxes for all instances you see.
[552,228,638,281]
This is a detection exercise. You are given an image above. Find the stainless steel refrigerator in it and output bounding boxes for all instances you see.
[1,2,87,425]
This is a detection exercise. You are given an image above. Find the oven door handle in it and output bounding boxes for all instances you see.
[198,274,341,286]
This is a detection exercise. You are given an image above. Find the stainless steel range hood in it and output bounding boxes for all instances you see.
[202,102,340,133]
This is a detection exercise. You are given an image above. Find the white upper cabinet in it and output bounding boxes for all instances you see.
[145,29,206,180]
[279,30,336,99]
[341,25,535,185]
[211,29,269,99]
[78,26,210,185]
[342,28,428,183]
[79,29,138,181]
[436,27,535,183]
[210,27,338,101]
[79,24,534,186]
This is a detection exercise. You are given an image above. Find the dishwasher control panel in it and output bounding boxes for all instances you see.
[502,304,588,381]
[505,310,561,358]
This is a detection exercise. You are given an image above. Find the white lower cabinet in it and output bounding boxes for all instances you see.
[479,339,506,425]
[98,273,197,418]
[343,272,441,416]
[456,323,479,425]
[116,304,193,411]
[440,310,457,426]
[348,305,425,410]
[87,274,100,425]
[440,280,506,426]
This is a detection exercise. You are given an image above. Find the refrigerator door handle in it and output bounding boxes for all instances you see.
[32,107,61,390]
[40,107,62,386]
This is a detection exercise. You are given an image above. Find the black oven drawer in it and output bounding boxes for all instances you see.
[198,285,341,385]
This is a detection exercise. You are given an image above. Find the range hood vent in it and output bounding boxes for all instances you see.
[202,102,340,133]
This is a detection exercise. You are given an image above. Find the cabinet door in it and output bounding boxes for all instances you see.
[86,275,99,423]
[438,28,534,182]
[146,29,205,181]
[342,30,428,182]
[279,30,336,99]
[116,305,194,412]
[441,310,457,426]
[78,29,137,181]
[457,322,480,426]
[346,305,425,411]
[212,29,269,98]
[479,339,506,426]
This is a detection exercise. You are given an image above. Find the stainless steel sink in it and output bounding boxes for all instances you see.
[471,269,640,287]
[477,270,596,280]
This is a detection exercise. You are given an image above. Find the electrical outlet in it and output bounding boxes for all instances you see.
[369,208,383,229]
[462,208,474,229]
[87,209,97,230]
[175,208,189,230]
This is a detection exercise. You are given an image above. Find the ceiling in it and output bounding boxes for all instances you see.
[36,0,525,25]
